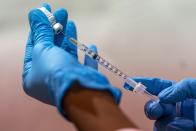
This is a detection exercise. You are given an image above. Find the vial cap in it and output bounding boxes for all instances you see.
[53,23,63,34]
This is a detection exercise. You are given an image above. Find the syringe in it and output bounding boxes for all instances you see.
[39,7,160,103]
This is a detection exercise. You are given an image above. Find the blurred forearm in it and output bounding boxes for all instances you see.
[63,85,139,131]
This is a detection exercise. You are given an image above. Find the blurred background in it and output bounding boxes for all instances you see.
[1,0,196,130]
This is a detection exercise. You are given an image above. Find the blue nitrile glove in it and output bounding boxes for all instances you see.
[124,77,196,131]
[23,4,121,118]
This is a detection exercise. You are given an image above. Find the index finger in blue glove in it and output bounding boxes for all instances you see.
[84,44,98,70]
[61,20,78,58]
[28,6,54,49]
[124,77,173,95]
[144,100,174,120]
[158,78,196,103]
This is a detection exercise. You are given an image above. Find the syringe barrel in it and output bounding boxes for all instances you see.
[124,78,138,90]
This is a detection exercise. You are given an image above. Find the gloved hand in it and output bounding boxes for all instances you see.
[124,77,196,131]
[158,78,196,103]
[23,3,121,118]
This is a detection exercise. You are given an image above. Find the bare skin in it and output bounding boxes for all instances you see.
[63,85,140,131]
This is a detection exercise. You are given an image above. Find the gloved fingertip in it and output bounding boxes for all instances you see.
[28,8,49,25]
[28,9,41,26]
[41,3,52,12]
[28,8,35,21]
[66,20,77,39]
[144,100,163,120]
[54,8,68,26]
